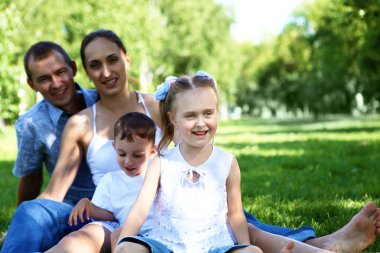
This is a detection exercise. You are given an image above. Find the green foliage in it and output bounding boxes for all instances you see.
[236,0,380,117]
[2,0,380,122]
[1,0,235,123]
[0,2,22,123]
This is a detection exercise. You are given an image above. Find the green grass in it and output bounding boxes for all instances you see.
[0,115,379,251]
[216,115,380,251]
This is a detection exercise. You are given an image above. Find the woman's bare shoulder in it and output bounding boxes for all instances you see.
[66,106,93,133]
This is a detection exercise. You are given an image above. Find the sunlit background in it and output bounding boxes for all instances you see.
[1,0,379,125]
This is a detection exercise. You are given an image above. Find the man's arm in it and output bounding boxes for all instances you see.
[17,169,43,206]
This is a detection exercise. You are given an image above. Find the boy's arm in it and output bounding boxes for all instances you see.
[91,203,115,221]
[69,198,115,226]
[226,157,250,245]
[117,156,161,241]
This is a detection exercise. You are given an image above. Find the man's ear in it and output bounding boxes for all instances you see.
[70,60,77,77]
[27,79,38,92]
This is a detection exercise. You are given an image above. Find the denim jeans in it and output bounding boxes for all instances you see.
[1,199,89,253]
[244,209,316,242]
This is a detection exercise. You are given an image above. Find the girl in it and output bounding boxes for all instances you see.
[115,72,265,253]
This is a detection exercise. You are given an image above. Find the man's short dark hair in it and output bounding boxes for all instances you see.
[24,41,72,80]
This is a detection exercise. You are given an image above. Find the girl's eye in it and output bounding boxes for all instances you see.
[185,114,194,119]
[118,153,126,157]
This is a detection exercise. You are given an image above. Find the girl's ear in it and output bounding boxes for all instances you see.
[167,111,176,127]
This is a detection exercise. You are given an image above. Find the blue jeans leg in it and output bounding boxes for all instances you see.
[1,199,88,253]
[244,209,316,242]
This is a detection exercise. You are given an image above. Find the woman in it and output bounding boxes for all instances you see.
[41,29,162,252]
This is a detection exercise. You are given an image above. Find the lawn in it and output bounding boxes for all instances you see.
[0,115,379,251]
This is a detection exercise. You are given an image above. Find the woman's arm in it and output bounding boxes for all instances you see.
[117,156,161,241]
[226,157,250,245]
[39,114,90,202]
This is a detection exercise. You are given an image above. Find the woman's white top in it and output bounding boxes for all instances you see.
[86,91,162,185]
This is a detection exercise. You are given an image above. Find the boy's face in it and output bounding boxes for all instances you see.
[114,134,155,177]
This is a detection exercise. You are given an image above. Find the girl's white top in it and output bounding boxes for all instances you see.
[147,144,234,253]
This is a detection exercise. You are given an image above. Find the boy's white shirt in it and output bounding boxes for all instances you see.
[91,169,155,235]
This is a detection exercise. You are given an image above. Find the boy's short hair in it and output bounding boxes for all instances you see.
[114,112,156,145]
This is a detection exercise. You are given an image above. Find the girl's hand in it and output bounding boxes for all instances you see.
[68,198,92,226]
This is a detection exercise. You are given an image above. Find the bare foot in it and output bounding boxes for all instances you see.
[306,202,380,253]
[280,241,295,253]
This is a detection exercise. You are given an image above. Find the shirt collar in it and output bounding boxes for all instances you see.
[47,83,96,126]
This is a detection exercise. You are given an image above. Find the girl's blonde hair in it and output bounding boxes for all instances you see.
[157,73,218,154]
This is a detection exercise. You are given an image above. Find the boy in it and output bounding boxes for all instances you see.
[47,112,157,252]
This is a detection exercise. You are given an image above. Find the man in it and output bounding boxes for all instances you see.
[1,41,97,252]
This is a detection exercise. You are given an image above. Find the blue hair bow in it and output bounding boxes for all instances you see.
[154,76,178,101]
[195,70,217,87]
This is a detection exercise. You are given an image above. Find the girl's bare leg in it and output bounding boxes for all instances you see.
[281,241,295,253]
[249,223,334,253]
[45,224,111,253]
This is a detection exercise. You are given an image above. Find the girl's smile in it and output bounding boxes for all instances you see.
[170,86,218,150]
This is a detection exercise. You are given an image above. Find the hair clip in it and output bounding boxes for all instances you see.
[195,70,217,87]
[154,76,178,101]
